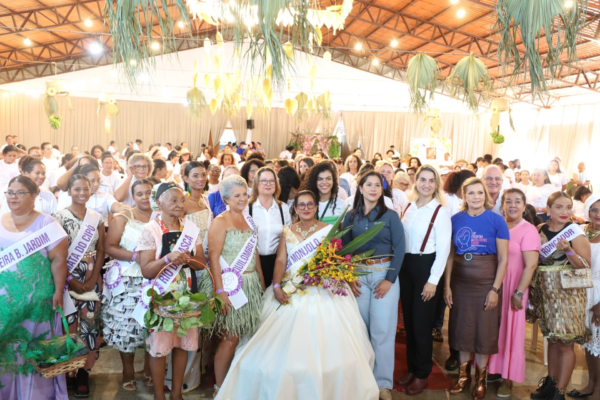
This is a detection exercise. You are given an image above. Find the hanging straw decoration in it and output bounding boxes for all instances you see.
[187,59,208,119]
[423,108,442,136]
[97,93,120,133]
[445,53,493,113]
[406,53,439,113]
[495,0,587,99]
[489,98,514,144]
[104,0,191,87]
[44,79,74,130]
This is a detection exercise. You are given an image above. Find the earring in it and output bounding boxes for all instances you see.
[523,211,527,217]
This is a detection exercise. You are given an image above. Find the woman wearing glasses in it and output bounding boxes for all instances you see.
[300,161,347,225]
[207,163,222,193]
[114,153,153,206]
[0,176,69,399]
[248,167,292,286]
[214,190,378,400]
[52,174,106,397]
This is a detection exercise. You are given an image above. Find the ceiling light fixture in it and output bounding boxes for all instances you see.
[565,0,573,7]
[451,0,459,4]
[457,9,466,18]
[177,20,185,28]
[151,41,160,50]
[24,38,32,46]
[372,59,379,65]
[89,42,102,55]
[391,39,398,47]
[84,19,92,27]
[355,42,362,50]
[130,59,137,65]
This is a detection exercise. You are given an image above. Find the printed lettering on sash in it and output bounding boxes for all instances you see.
[539,224,585,259]
[286,226,331,276]
[66,209,101,274]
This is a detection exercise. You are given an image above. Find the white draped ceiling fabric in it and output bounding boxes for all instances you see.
[1,93,598,189]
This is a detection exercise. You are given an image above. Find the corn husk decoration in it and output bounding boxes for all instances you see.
[495,0,587,100]
[445,53,493,113]
[423,108,442,136]
[295,92,309,120]
[97,93,119,133]
[44,80,74,130]
[187,60,208,119]
[489,98,514,144]
[406,53,439,113]
[284,98,299,116]
[316,91,332,120]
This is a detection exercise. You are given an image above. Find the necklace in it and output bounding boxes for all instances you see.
[296,222,318,240]
[189,193,206,209]
[468,209,485,217]
[586,224,600,240]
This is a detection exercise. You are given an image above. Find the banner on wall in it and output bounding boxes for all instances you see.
[409,138,452,169]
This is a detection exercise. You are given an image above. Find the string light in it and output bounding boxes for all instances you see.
[565,0,573,7]
[84,19,92,27]
[372,59,379,65]
[24,38,32,46]
[177,20,185,28]
[151,41,160,50]
[457,9,466,18]
[391,39,398,47]
[355,42,362,50]
[89,42,102,54]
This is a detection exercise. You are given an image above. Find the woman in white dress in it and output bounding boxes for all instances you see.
[215,190,378,400]
[547,159,567,192]
[573,194,600,399]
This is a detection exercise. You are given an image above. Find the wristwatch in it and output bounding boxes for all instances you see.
[514,290,524,297]
[490,286,500,293]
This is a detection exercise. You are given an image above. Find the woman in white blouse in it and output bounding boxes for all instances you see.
[514,170,533,195]
[340,154,362,187]
[547,159,567,192]
[526,168,556,223]
[248,167,292,286]
[299,161,347,225]
[376,162,408,214]
[396,165,452,395]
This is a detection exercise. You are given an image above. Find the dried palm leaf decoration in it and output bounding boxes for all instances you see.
[495,0,587,99]
[406,53,439,113]
[445,53,493,113]
[187,59,208,119]
[97,93,120,133]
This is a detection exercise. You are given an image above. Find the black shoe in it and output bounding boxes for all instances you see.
[445,355,459,371]
[75,369,90,398]
[531,376,556,400]
[568,389,593,399]
[550,388,566,400]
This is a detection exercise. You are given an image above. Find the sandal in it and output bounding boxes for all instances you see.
[432,328,443,343]
[144,374,154,387]
[213,384,220,399]
[568,389,593,399]
[122,380,137,391]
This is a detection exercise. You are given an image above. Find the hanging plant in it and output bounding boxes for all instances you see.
[187,59,208,119]
[406,53,439,113]
[97,93,120,133]
[489,98,515,135]
[495,0,587,99]
[445,53,493,113]
[44,80,73,130]
[104,0,191,87]
[490,129,505,144]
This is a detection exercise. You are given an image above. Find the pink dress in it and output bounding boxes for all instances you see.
[489,219,541,382]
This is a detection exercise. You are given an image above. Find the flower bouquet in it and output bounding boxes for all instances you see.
[281,207,390,302]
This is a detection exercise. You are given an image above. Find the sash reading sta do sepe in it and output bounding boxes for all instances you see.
[219,213,258,310]
[64,209,102,315]
[132,218,200,327]
[539,224,586,259]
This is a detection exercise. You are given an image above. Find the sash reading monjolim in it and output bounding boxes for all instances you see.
[131,218,200,326]
[285,226,331,276]
[66,209,101,273]
[0,221,66,274]
[539,224,586,259]
[219,213,257,310]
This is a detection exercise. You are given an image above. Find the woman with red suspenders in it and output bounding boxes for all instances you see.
[396,165,452,395]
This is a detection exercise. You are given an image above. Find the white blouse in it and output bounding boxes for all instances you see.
[548,172,567,192]
[526,184,556,211]
[0,187,57,215]
[444,193,462,217]
[318,198,348,219]
[249,198,292,256]
[402,199,452,285]
[57,191,118,221]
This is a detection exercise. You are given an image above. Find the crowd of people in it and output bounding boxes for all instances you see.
[0,133,598,400]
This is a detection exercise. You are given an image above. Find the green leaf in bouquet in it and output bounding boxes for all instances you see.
[163,318,174,332]
[180,318,192,330]
[338,222,385,256]
[176,327,188,338]
[325,205,350,242]
[179,296,190,307]
[201,302,216,324]
[187,317,200,329]
[333,226,353,240]
[354,250,376,260]
[168,306,182,313]
[190,293,207,302]
[173,290,183,301]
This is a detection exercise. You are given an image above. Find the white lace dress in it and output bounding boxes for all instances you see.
[583,241,600,356]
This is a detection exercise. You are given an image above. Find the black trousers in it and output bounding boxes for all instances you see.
[259,254,278,287]
[400,253,443,379]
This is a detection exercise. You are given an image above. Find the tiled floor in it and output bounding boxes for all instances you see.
[79,321,590,399]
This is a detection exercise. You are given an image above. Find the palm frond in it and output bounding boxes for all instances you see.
[445,53,493,113]
[406,53,439,113]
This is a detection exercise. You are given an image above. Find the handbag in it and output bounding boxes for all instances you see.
[560,255,593,289]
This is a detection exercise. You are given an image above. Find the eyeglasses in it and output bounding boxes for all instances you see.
[296,202,316,211]
[134,165,149,170]
[484,177,503,182]
[259,179,276,186]
[209,168,221,173]
[5,191,31,199]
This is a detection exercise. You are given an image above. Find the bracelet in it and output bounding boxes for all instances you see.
[131,252,137,262]
[514,290,524,297]
[66,275,73,283]
[164,255,170,265]
[538,207,542,213]
[565,250,576,256]
[490,286,500,293]
[273,284,281,289]
[215,288,225,294]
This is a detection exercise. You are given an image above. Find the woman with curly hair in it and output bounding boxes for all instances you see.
[299,160,347,225]
[90,145,105,161]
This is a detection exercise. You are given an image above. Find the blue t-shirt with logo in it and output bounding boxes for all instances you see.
[451,209,510,255]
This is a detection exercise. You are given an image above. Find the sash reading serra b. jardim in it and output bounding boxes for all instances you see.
[0,221,67,274]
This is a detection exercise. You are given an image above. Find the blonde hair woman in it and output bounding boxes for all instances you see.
[248,167,292,285]
[445,177,509,399]
[407,165,446,207]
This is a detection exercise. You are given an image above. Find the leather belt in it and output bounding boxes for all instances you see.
[366,257,392,265]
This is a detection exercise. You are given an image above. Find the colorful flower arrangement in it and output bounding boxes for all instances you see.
[288,131,341,158]
[281,208,389,302]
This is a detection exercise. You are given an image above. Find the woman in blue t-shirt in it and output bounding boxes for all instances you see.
[444,177,509,399]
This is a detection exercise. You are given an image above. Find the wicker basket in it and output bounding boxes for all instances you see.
[151,259,215,328]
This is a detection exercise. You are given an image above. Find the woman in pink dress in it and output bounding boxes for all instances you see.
[489,188,541,397]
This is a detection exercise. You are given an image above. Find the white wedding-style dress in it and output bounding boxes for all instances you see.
[215,225,379,400]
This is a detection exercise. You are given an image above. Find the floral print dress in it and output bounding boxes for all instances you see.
[52,209,104,367]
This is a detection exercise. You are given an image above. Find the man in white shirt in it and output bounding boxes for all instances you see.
[0,135,14,152]
[133,139,142,151]
[483,165,504,215]
[41,142,60,175]
[158,142,170,159]
[278,145,294,160]
[51,146,61,160]
[108,140,119,160]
